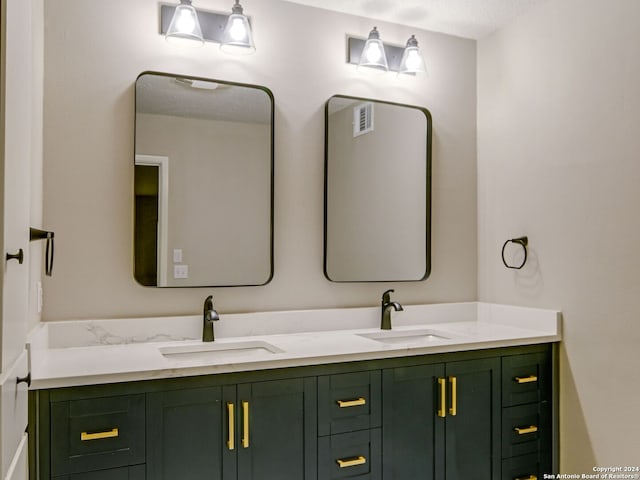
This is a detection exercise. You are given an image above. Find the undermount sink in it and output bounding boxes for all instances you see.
[159,340,284,361]
[358,329,452,346]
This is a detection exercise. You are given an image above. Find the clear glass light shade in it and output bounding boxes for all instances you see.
[398,35,426,75]
[358,27,388,72]
[165,1,204,45]
[220,2,255,54]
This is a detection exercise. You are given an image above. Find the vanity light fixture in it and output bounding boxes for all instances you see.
[357,27,388,72]
[164,0,204,44]
[220,0,255,54]
[160,0,255,54]
[347,29,427,75]
[398,35,426,76]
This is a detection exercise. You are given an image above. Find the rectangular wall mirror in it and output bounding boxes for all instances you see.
[324,95,431,282]
[134,72,274,287]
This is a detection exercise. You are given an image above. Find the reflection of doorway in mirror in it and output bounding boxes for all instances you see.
[135,155,169,286]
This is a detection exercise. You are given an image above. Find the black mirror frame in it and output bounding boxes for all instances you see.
[133,71,275,288]
[323,94,432,283]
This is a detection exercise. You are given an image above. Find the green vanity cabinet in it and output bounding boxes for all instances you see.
[500,351,553,480]
[235,378,317,480]
[146,386,231,479]
[146,378,317,480]
[317,371,382,479]
[382,363,444,479]
[36,376,316,480]
[47,393,145,479]
[381,357,501,480]
[443,357,501,480]
[31,344,556,480]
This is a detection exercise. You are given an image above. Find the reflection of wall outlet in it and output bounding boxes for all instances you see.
[174,265,189,279]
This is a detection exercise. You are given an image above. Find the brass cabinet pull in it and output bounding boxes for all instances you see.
[514,375,538,384]
[336,456,367,468]
[227,403,235,450]
[80,428,119,441]
[242,401,250,448]
[337,397,366,408]
[514,425,539,435]
[449,376,457,416]
[514,475,537,480]
[437,378,447,418]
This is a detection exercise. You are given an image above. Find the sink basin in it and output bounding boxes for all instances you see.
[358,329,451,346]
[159,341,284,362]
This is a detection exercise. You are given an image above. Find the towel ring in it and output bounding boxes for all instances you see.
[501,236,528,270]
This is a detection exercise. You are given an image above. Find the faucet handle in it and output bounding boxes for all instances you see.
[382,289,394,303]
[204,295,214,313]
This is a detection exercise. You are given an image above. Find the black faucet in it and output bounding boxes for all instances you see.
[381,289,403,330]
[203,295,220,342]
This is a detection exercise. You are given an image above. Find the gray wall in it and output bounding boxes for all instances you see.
[42,0,477,320]
[478,0,640,469]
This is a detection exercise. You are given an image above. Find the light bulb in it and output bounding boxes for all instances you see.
[165,1,203,45]
[176,9,196,33]
[229,17,247,41]
[405,50,422,71]
[366,43,382,63]
[357,27,388,72]
[220,3,255,55]
[398,35,426,75]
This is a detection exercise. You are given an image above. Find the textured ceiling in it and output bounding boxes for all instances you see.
[280,0,546,39]
[136,74,271,123]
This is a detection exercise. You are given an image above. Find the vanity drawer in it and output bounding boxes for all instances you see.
[318,429,381,480]
[502,352,550,407]
[50,394,145,476]
[318,371,381,436]
[502,453,551,480]
[53,464,145,480]
[502,402,551,458]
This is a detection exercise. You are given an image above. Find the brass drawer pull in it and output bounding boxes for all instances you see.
[514,475,537,480]
[514,375,538,384]
[81,428,119,441]
[227,403,235,450]
[449,376,457,416]
[337,456,366,468]
[337,397,366,408]
[514,425,539,435]
[437,378,446,418]
[242,401,250,448]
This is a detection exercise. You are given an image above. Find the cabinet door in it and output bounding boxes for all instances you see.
[382,363,445,480]
[444,357,500,480]
[237,378,317,480]
[147,386,235,480]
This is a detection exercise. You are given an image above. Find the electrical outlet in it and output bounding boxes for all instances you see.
[173,249,183,263]
[174,264,189,279]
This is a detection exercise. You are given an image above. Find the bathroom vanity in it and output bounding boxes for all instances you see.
[28,303,560,480]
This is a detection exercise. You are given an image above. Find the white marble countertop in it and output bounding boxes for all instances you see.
[27,302,561,390]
